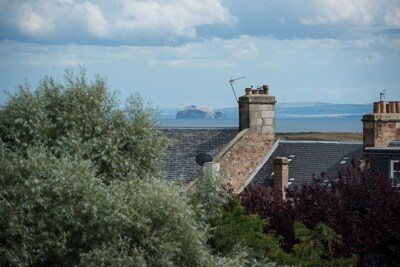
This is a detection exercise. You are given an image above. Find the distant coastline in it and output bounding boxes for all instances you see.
[159,116,363,133]
[160,102,371,120]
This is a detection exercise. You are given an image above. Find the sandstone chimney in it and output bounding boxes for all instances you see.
[239,85,276,137]
[273,157,288,197]
[363,100,400,148]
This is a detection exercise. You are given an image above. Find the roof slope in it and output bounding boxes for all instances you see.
[252,141,363,187]
[160,128,238,183]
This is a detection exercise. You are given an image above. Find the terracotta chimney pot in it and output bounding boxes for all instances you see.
[373,102,380,113]
[380,101,386,113]
[390,102,397,113]
[387,103,392,113]
[245,87,252,95]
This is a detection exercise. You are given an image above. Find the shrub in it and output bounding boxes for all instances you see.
[240,166,400,266]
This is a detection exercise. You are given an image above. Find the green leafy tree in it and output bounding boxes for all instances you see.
[0,70,244,267]
[0,68,169,183]
[209,196,355,267]
[289,222,357,267]
[209,197,284,261]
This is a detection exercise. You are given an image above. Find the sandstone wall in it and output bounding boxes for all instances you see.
[214,129,274,193]
[363,113,400,147]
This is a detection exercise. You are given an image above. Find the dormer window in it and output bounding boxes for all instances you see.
[390,160,400,187]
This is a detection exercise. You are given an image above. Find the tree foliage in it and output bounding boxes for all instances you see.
[0,69,169,183]
[240,165,400,266]
[0,70,224,266]
[0,143,223,266]
[0,69,366,266]
[209,196,355,267]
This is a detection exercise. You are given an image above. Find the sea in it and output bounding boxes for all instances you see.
[159,116,363,132]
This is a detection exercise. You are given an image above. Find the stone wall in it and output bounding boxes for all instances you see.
[214,129,274,193]
[363,113,400,147]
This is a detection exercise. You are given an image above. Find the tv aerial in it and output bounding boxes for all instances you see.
[379,89,386,101]
[229,76,246,103]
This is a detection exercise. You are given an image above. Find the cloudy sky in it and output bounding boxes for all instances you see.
[0,0,399,108]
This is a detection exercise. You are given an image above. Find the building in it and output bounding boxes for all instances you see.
[363,103,400,187]
[160,86,400,192]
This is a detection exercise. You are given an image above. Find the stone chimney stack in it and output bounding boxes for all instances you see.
[239,85,276,139]
[363,100,400,148]
[273,157,288,196]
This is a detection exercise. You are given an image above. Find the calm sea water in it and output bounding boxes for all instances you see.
[159,116,363,132]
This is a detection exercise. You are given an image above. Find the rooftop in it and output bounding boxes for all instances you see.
[252,140,363,187]
[160,128,238,183]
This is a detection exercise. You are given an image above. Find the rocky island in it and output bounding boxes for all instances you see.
[176,105,225,119]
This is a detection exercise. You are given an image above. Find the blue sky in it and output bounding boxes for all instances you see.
[0,0,399,108]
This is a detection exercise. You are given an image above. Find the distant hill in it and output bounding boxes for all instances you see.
[160,102,372,119]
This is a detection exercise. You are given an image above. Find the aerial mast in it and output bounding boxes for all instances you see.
[229,76,246,103]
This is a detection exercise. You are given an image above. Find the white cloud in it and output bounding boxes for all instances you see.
[79,2,109,38]
[17,5,54,34]
[115,0,235,38]
[384,6,400,27]
[300,0,400,27]
[0,0,236,43]
[2,35,398,69]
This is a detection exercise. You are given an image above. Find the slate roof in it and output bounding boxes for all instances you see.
[364,140,400,180]
[252,140,363,187]
[159,128,238,183]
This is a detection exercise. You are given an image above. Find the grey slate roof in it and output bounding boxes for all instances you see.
[252,141,363,187]
[364,140,400,181]
[160,128,238,183]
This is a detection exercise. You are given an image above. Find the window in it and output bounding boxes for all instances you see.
[391,160,400,187]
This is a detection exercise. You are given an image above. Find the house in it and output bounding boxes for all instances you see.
[362,105,400,187]
[160,86,400,191]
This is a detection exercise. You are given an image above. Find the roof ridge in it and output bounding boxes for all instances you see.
[280,140,362,145]
[158,127,238,130]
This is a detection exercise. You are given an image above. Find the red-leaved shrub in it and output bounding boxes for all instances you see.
[240,165,400,266]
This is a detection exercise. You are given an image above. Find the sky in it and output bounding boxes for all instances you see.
[0,0,399,108]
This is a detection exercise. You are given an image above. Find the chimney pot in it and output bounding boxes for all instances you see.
[387,103,392,113]
[380,101,386,113]
[252,89,259,95]
[373,102,380,113]
[262,85,269,95]
[390,102,396,113]
[396,101,400,113]
[245,87,252,95]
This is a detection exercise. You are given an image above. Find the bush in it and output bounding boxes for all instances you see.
[240,165,400,266]
[0,144,218,266]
